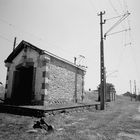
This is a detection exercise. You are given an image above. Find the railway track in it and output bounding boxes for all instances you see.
[0,103,100,117]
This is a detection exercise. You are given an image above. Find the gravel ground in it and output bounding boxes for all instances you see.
[0,96,140,140]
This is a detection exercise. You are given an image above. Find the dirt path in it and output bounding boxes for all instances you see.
[48,96,140,140]
[0,96,140,140]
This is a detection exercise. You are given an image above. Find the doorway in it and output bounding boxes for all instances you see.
[11,66,34,105]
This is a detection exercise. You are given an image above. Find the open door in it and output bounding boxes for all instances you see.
[11,66,33,105]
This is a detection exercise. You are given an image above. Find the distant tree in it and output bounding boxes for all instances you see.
[123,91,140,101]
[137,94,140,101]
[97,83,116,102]
[123,91,131,97]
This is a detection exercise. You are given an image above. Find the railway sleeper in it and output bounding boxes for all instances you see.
[44,105,99,116]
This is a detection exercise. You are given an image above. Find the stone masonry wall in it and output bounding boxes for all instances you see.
[5,50,25,100]
[35,54,50,104]
[5,44,85,105]
[77,72,83,101]
[48,57,84,103]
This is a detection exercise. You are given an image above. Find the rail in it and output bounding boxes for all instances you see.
[0,103,100,117]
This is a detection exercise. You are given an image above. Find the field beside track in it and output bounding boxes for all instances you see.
[0,95,140,140]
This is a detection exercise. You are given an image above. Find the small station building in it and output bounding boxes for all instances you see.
[4,40,86,105]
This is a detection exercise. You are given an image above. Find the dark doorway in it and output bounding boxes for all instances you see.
[11,66,33,105]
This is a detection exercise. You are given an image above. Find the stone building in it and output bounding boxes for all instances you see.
[4,40,86,105]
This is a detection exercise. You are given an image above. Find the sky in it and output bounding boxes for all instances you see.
[0,0,140,94]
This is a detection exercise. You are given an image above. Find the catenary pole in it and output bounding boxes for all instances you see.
[130,80,132,101]
[134,80,137,101]
[98,11,106,110]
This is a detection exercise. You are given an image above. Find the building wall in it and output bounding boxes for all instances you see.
[77,72,83,101]
[34,54,50,104]
[48,56,84,103]
[5,48,41,102]
[5,50,25,100]
[5,46,85,105]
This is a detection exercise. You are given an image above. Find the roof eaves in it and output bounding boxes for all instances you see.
[43,50,86,71]
[5,40,86,71]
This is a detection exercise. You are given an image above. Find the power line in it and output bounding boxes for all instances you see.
[0,17,43,42]
[114,24,128,74]
[118,0,123,11]
[105,28,130,37]
[0,34,13,43]
[118,0,126,14]
[118,0,132,48]
[123,0,128,12]
[107,1,136,85]
[0,17,76,59]
[108,0,120,15]
[88,0,98,13]
[104,12,130,38]
[108,0,128,30]
[123,0,133,48]
[106,15,122,21]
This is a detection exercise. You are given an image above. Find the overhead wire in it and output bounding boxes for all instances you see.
[88,0,98,13]
[0,17,43,45]
[123,1,133,47]
[116,1,131,70]
[0,34,13,44]
[123,0,128,12]
[118,0,125,14]
[105,12,130,37]
[116,0,140,84]
[108,0,128,31]
[119,0,132,47]
[0,17,75,59]
[105,28,130,37]
[105,15,122,21]
[116,28,127,70]
[106,0,131,76]
[121,0,132,47]
[108,0,120,15]
[123,1,140,82]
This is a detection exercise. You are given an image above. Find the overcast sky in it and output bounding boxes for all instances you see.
[0,0,140,94]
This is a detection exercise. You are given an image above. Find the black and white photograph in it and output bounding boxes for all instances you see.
[0,0,140,139]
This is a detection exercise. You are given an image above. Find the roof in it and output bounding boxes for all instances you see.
[5,40,86,71]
